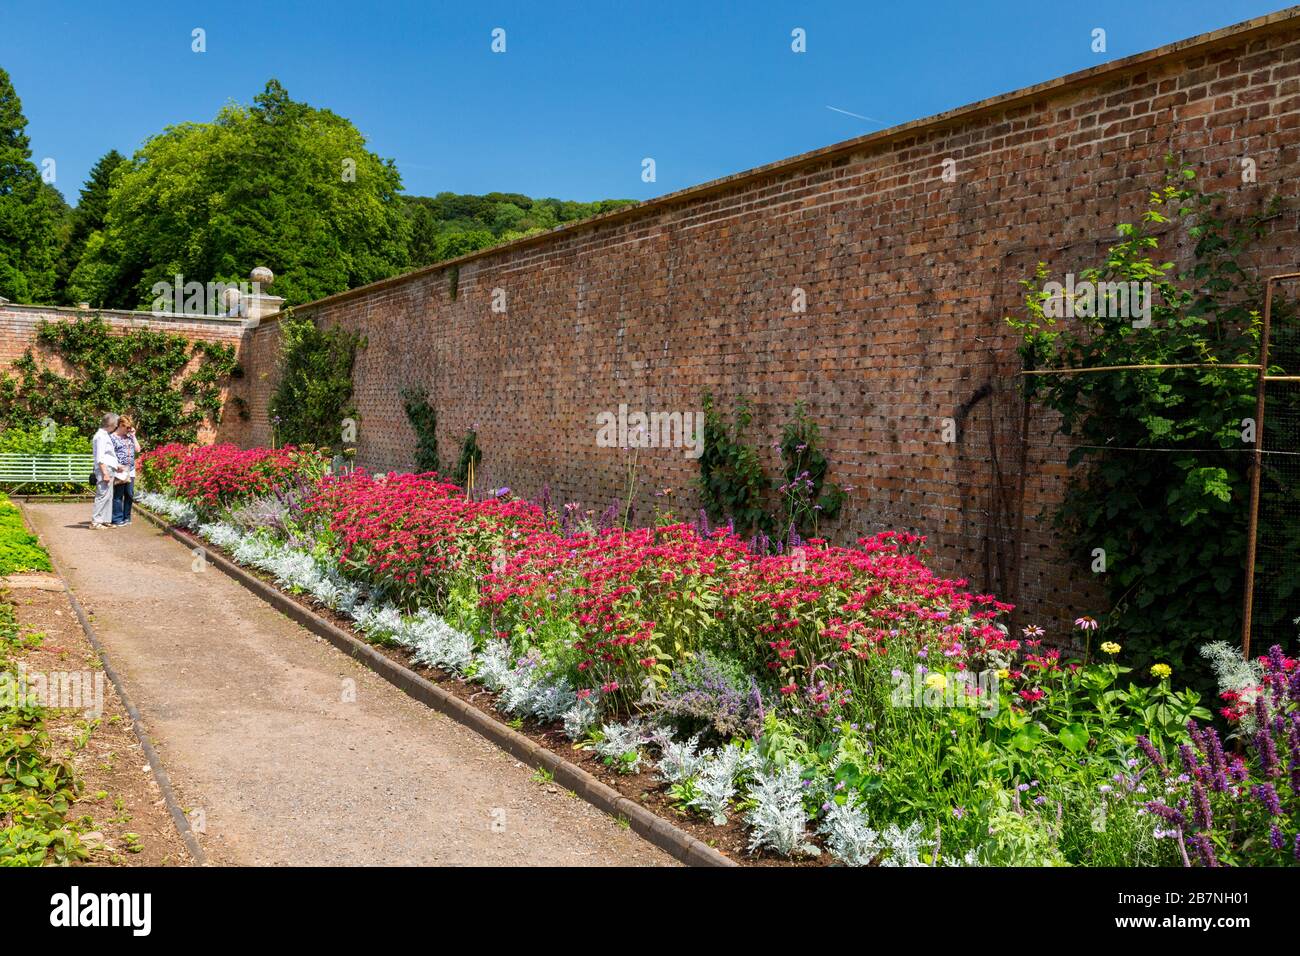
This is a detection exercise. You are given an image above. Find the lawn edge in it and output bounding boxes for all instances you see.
[136,505,737,868]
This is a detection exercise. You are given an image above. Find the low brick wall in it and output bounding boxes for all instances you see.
[0,303,254,444]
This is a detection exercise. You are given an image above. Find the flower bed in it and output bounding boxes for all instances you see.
[136,444,1299,867]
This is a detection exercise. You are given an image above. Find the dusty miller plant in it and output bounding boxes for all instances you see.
[744,762,819,857]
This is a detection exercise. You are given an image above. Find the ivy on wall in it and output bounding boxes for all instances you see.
[268,308,365,451]
[0,315,240,445]
[401,387,441,473]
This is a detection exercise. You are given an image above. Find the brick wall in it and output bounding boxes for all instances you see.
[0,303,253,444]
[177,12,1300,628]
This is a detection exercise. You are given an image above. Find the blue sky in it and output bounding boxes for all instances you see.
[2,0,1290,205]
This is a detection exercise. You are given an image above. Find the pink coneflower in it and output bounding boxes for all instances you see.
[1022,624,1045,639]
[1074,616,1099,631]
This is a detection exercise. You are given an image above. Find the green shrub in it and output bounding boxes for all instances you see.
[268,308,365,451]
[0,592,87,865]
[401,387,440,473]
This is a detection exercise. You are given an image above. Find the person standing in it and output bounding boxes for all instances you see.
[91,412,120,530]
[110,416,140,526]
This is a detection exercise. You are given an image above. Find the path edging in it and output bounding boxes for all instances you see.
[17,503,208,866]
[137,506,737,868]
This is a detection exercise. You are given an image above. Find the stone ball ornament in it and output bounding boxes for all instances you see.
[250,266,275,289]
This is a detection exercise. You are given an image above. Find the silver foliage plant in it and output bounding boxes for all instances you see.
[562,696,599,741]
[1200,641,1266,734]
[819,795,979,867]
[655,733,708,784]
[595,721,651,774]
[137,490,199,529]
[745,762,820,858]
[687,742,748,825]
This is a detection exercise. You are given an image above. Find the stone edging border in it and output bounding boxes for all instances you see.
[16,503,208,866]
[136,505,737,868]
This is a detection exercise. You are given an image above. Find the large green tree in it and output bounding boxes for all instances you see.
[55,148,124,303]
[0,67,63,303]
[83,80,412,308]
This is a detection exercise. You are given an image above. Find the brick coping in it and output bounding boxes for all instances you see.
[0,302,246,329]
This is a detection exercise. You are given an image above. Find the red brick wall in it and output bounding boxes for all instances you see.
[243,13,1300,629]
[0,304,253,444]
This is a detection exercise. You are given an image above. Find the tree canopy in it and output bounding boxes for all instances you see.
[0,73,634,309]
[0,67,64,303]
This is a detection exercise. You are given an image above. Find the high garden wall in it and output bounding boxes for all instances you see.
[238,10,1300,630]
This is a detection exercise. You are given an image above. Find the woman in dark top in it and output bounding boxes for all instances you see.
[110,416,140,526]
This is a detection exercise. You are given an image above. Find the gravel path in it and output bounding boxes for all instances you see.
[23,502,674,867]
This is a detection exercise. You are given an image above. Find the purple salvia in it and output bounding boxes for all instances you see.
[1178,743,1206,783]
[1204,727,1229,793]
[1254,692,1271,733]
[1255,725,1281,779]
[1145,800,1187,829]
[1288,713,1300,796]
[1136,735,1167,776]
[1251,782,1282,817]
[1270,823,1286,852]
[1191,781,1213,831]
[1187,832,1219,867]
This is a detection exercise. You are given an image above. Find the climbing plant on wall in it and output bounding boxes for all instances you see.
[452,428,481,488]
[697,393,846,542]
[0,315,240,445]
[401,386,440,473]
[268,308,365,451]
[1009,162,1296,691]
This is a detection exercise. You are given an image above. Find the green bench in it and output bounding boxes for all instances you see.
[0,453,95,493]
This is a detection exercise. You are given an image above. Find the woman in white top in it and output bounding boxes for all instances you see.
[91,412,121,530]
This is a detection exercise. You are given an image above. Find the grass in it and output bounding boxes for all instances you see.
[0,493,52,575]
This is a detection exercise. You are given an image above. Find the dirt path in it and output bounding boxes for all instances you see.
[22,502,674,867]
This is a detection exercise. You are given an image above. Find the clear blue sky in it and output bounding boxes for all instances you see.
[2,0,1291,205]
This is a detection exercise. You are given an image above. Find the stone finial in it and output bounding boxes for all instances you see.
[250,266,274,288]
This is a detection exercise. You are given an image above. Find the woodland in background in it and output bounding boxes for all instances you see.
[0,67,633,310]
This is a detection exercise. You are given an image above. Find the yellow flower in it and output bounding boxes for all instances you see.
[997,668,1010,679]
[1150,663,1172,679]
[1100,641,1121,655]
[924,673,948,691]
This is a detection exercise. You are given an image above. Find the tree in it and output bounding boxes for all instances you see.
[81,79,412,308]
[0,67,62,302]
[54,148,125,302]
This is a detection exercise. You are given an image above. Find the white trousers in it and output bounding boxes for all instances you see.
[93,478,114,526]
